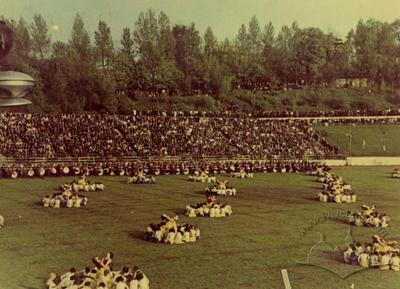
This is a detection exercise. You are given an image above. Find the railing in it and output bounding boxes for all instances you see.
[0,154,345,165]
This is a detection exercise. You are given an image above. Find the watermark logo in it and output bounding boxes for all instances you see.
[297,210,389,279]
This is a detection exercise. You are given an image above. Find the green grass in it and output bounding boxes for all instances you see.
[315,125,400,156]
[0,168,400,289]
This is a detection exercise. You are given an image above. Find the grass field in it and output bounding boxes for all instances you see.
[315,125,400,156]
[0,167,400,289]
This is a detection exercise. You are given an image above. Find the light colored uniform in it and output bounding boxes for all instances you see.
[129,279,139,289]
[116,281,129,289]
[391,255,400,271]
[380,254,391,270]
[138,275,150,289]
[174,232,183,244]
[358,252,370,268]
[370,254,379,267]
[343,248,352,263]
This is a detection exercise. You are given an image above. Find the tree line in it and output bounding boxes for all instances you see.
[2,11,400,112]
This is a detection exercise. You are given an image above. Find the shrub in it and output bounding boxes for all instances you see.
[325,98,344,109]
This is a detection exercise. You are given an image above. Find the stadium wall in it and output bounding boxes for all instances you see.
[322,159,347,166]
[346,157,400,166]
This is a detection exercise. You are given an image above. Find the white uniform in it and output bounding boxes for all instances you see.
[138,275,150,289]
[129,279,139,289]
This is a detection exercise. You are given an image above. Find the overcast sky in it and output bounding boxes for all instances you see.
[1,0,400,42]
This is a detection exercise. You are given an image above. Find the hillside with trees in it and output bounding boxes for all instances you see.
[2,11,400,113]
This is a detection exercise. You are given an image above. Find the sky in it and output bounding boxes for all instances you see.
[1,0,400,43]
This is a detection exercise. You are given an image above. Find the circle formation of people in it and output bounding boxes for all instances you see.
[315,169,356,203]
[231,168,254,179]
[127,171,156,184]
[347,205,391,228]
[61,176,105,192]
[42,190,88,209]
[205,180,237,196]
[343,235,400,271]
[42,176,105,208]
[46,253,150,289]
[144,214,200,245]
[185,195,232,218]
[188,171,216,183]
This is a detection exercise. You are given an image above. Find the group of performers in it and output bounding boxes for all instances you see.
[144,214,200,244]
[205,180,237,196]
[348,205,390,228]
[188,171,216,183]
[127,171,156,184]
[60,176,105,192]
[343,235,400,271]
[46,253,150,289]
[231,168,254,179]
[185,195,232,218]
[392,169,400,179]
[42,190,88,209]
[316,171,356,203]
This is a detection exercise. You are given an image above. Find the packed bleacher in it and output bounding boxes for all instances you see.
[0,112,341,159]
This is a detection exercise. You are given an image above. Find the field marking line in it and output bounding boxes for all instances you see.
[281,269,292,289]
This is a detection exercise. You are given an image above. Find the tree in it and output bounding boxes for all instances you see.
[70,14,91,59]
[158,11,175,61]
[133,9,160,86]
[120,27,134,56]
[14,18,32,60]
[204,26,217,58]
[353,19,380,83]
[30,14,50,59]
[94,20,114,70]
[172,23,204,92]
[248,16,262,54]
[261,21,277,84]
[293,27,326,84]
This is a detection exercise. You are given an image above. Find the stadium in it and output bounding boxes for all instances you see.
[1,1,400,289]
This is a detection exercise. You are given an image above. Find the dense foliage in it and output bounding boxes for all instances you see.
[2,11,400,112]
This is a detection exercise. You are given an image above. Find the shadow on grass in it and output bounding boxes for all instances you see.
[194,190,206,195]
[126,230,146,241]
[173,208,186,215]
[330,217,348,225]
[34,201,43,207]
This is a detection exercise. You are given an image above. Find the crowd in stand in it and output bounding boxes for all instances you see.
[343,235,400,271]
[0,112,340,159]
[46,253,150,289]
[0,159,321,179]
